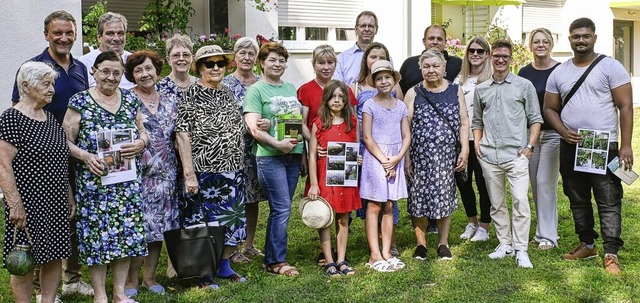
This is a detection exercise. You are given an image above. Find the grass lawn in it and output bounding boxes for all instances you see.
[1,107,640,303]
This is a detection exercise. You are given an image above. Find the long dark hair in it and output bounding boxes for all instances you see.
[317,80,355,132]
[356,42,389,85]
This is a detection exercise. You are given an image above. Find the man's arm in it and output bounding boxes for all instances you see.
[612,83,634,170]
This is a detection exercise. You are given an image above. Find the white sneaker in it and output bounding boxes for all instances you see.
[36,293,63,303]
[488,244,514,259]
[516,250,533,268]
[470,227,490,242]
[62,281,94,296]
[460,223,478,240]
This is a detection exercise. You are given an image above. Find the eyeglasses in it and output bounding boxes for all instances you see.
[95,68,123,78]
[203,60,227,69]
[357,24,376,30]
[570,34,593,41]
[491,55,512,61]
[236,50,256,58]
[468,48,486,55]
[169,52,192,60]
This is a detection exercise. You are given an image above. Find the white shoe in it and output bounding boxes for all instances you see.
[516,250,533,268]
[470,227,490,242]
[36,293,63,303]
[62,281,94,296]
[460,223,478,240]
[488,244,514,259]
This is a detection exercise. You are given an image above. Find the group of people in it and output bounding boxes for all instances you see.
[0,8,633,303]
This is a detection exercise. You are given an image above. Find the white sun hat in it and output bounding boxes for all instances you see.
[299,196,334,229]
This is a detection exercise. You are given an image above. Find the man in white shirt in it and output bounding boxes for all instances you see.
[79,12,135,89]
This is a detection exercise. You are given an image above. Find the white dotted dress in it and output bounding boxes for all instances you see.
[0,109,71,266]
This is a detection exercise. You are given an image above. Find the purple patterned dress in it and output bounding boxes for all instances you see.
[135,89,180,242]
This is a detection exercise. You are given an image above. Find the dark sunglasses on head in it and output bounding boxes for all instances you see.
[203,60,227,69]
[468,48,486,55]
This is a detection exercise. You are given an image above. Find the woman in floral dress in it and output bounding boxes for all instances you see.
[403,49,469,261]
[123,50,179,296]
[222,37,269,263]
[63,51,148,303]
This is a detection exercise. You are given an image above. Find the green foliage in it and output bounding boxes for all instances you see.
[139,0,195,40]
[82,0,108,48]
[239,0,277,12]
[484,16,532,73]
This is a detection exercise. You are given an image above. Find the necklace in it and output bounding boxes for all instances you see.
[95,88,118,106]
[137,89,158,108]
[170,75,192,91]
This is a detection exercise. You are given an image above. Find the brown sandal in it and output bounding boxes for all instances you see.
[264,262,299,276]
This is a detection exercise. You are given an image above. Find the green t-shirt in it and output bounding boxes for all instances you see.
[244,81,303,156]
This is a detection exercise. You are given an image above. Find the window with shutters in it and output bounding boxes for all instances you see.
[278,0,363,51]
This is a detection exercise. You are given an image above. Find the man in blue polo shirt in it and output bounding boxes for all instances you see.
[11,10,93,303]
[12,11,88,125]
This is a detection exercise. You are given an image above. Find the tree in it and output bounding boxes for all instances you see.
[82,0,108,48]
[139,0,196,40]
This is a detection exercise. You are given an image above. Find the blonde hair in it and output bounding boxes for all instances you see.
[312,44,337,65]
[528,28,554,50]
[459,36,492,85]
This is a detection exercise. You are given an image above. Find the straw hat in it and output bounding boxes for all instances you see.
[191,45,235,71]
[299,196,334,229]
[366,60,402,87]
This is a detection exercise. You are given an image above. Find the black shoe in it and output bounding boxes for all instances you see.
[413,245,428,261]
[437,244,452,260]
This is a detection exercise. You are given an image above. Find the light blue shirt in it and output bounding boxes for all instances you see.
[334,43,363,86]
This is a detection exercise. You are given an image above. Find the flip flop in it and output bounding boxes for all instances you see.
[264,262,299,276]
[141,284,165,294]
[366,260,395,272]
[124,288,138,298]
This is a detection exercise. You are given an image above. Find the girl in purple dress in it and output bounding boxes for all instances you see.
[360,60,410,272]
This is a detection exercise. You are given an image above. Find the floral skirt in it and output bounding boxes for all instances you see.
[181,171,246,246]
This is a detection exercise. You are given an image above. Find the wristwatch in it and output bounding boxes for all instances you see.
[526,144,535,152]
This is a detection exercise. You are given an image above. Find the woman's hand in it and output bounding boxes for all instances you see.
[357,154,363,166]
[184,173,199,194]
[257,118,271,131]
[308,185,320,200]
[276,138,298,154]
[9,203,26,228]
[84,154,106,176]
[317,146,327,158]
[455,152,468,172]
[120,139,146,159]
[382,155,401,170]
[68,195,77,221]
[385,168,396,179]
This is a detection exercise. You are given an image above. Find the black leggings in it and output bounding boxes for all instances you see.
[456,141,491,224]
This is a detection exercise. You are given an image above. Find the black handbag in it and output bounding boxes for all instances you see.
[415,87,468,183]
[163,195,226,279]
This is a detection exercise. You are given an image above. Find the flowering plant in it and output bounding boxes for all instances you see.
[445,37,466,59]
[193,28,242,52]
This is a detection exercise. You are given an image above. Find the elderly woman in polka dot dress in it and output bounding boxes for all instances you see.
[0,61,74,303]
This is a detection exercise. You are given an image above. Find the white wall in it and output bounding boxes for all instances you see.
[280,0,412,87]
[1,0,83,112]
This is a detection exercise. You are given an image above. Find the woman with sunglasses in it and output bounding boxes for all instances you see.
[454,37,493,243]
[175,45,248,289]
[518,28,561,251]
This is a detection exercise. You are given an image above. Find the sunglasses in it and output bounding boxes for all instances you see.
[468,48,486,55]
[203,60,227,69]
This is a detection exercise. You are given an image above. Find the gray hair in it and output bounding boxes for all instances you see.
[233,37,259,53]
[16,61,59,98]
[97,12,128,35]
[418,49,446,67]
[165,34,194,56]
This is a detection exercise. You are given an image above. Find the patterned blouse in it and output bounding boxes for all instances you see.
[174,84,247,173]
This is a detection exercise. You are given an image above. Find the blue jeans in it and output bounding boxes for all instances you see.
[560,141,623,254]
[256,154,302,265]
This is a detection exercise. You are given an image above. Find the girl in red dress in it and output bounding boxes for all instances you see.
[308,80,361,277]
